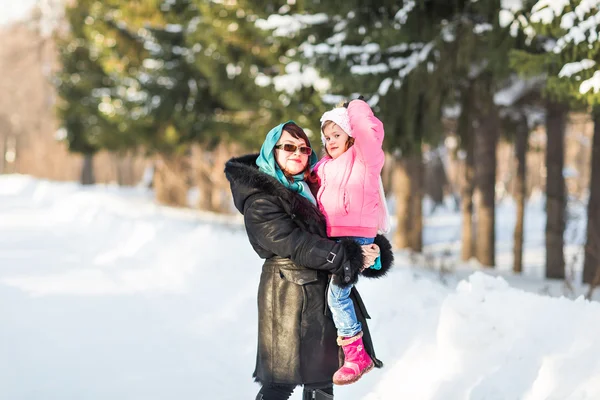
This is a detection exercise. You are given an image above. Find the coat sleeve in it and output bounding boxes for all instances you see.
[244,197,364,287]
[347,99,385,168]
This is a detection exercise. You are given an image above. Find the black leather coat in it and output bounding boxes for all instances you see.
[225,154,389,386]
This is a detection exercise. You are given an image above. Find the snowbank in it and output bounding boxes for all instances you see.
[2,175,600,399]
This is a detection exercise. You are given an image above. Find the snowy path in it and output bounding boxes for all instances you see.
[2,175,600,400]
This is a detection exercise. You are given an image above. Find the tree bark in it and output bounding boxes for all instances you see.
[0,134,5,175]
[408,151,423,252]
[424,150,448,210]
[393,155,411,249]
[393,152,423,251]
[461,126,475,261]
[545,100,567,279]
[583,107,600,284]
[192,143,233,213]
[459,81,476,261]
[113,152,135,186]
[513,117,528,274]
[381,152,394,195]
[196,166,216,211]
[154,152,190,207]
[473,82,498,267]
[80,153,95,185]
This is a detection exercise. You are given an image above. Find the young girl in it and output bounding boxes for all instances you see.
[314,98,392,386]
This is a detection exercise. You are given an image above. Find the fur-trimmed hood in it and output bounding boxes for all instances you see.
[225,153,279,214]
[225,153,327,231]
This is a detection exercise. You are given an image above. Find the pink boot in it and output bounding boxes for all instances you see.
[332,331,374,385]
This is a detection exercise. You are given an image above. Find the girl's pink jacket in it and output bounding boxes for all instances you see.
[314,99,385,238]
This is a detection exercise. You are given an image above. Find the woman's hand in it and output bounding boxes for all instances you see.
[361,244,380,271]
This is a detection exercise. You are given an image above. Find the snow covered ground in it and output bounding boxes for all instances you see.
[0,0,38,26]
[1,174,600,400]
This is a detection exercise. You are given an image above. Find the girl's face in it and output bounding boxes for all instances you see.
[275,129,311,175]
[323,123,350,160]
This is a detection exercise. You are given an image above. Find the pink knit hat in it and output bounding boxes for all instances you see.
[319,107,352,145]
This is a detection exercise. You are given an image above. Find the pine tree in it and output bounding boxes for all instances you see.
[252,1,474,250]
[585,106,600,289]
[55,0,300,198]
[55,0,123,184]
[510,0,599,280]
[443,0,532,267]
[185,0,322,144]
[253,2,530,262]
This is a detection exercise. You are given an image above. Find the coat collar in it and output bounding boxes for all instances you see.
[225,154,325,226]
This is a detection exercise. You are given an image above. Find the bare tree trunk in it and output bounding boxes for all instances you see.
[393,155,411,249]
[545,100,567,279]
[409,152,423,252]
[122,153,135,185]
[513,117,528,273]
[461,130,475,261]
[194,145,219,212]
[583,107,600,285]
[474,83,498,267]
[392,153,422,251]
[111,153,135,186]
[424,150,448,210]
[197,166,216,211]
[192,142,236,213]
[112,152,136,186]
[211,143,235,212]
[381,152,394,195]
[154,153,190,207]
[112,153,123,185]
[80,153,95,185]
[0,133,5,174]
[459,81,475,261]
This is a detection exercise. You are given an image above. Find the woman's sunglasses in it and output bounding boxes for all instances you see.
[275,143,313,156]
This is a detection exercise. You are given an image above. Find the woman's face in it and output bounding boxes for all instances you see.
[323,123,350,160]
[275,130,310,175]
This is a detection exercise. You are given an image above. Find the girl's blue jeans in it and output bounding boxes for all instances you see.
[328,236,377,338]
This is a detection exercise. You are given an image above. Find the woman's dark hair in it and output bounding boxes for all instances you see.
[280,122,320,194]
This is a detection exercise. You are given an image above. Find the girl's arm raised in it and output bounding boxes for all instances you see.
[347,99,385,167]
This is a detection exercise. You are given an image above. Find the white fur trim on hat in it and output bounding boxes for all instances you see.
[320,107,352,145]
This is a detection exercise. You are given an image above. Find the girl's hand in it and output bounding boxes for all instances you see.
[368,243,380,254]
[361,244,380,271]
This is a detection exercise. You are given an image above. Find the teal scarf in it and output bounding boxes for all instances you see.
[256,121,319,205]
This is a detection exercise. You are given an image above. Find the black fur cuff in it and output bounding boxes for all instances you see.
[360,234,394,279]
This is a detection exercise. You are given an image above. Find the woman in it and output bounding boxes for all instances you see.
[225,121,390,400]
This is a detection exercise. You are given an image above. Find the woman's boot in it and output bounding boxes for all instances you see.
[302,387,333,399]
[332,331,374,385]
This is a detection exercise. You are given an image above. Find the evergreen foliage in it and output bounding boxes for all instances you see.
[55,0,121,155]
[55,0,301,157]
[509,0,600,108]
[252,1,528,155]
